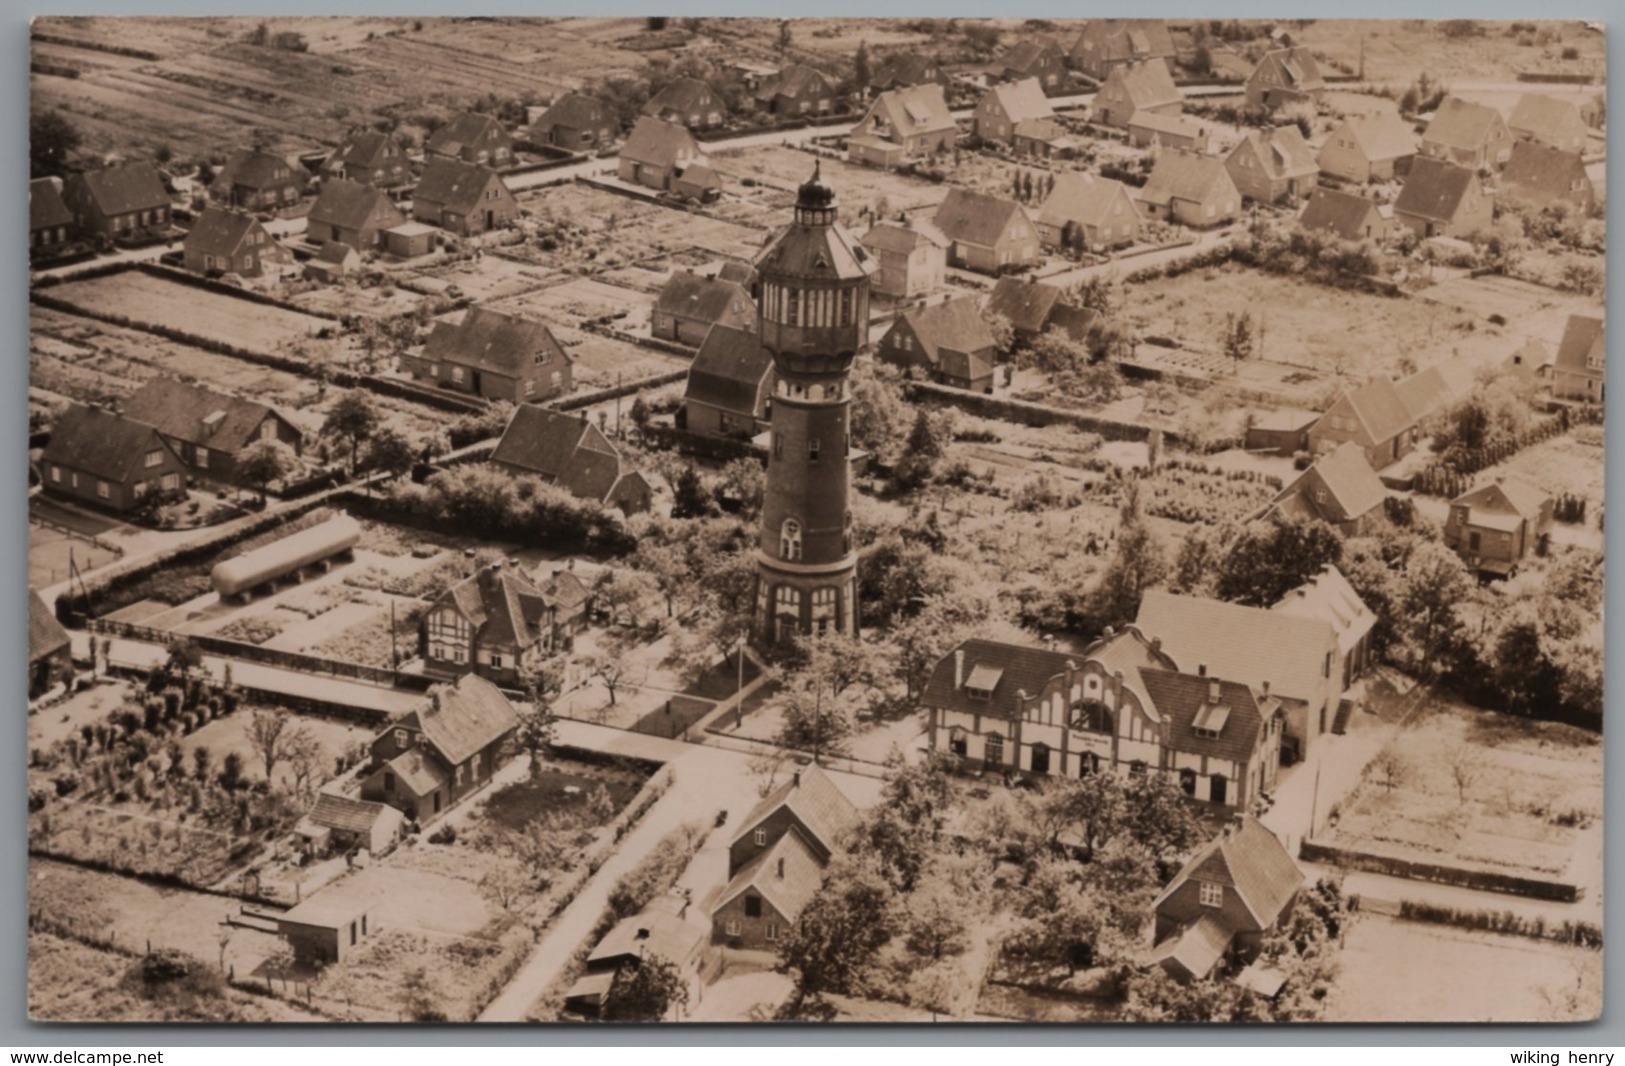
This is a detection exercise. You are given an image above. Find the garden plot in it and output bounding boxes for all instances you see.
[1295,18,1604,85]
[492,276,652,331]
[28,520,122,590]
[518,183,769,267]
[1322,697,1602,884]
[287,280,428,321]
[407,255,558,306]
[1411,276,1602,363]
[1475,433,1605,508]
[178,712,372,793]
[714,144,954,215]
[46,271,334,354]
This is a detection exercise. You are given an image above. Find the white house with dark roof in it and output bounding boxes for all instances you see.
[932,187,1040,274]
[182,206,292,279]
[876,295,998,392]
[426,111,514,167]
[307,178,405,250]
[848,84,956,167]
[1137,151,1240,228]
[643,76,727,131]
[1272,566,1379,694]
[120,377,303,484]
[973,78,1054,146]
[419,559,590,687]
[39,403,187,514]
[1244,47,1325,110]
[618,116,705,191]
[1037,171,1142,252]
[411,158,518,236]
[61,162,171,240]
[1225,126,1319,204]
[1393,156,1493,239]
[321,130,412,187]
[1297,187,1393,243]
[860,220,947,297]
[681,324,774,439]
[1551,312,1604,403]
[653,271,755,347]
[1318,112,1418,184]
[1421,96,1513,171]
[411,305,572,403]
[490,405,653,513]
[1507,93,1590,153]
[1092,60,1183,128]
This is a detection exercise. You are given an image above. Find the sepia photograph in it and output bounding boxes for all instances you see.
[24,14,1605,1025]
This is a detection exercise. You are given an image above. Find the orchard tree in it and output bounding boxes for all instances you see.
[1396,540,1473,677]
[1089,479,1168,627]
[236,438,297,503]
[321,390,380,476]
[245,708,318,785]
[364,424,418,481]
[777,859,898,1011]
[514,700,556,776]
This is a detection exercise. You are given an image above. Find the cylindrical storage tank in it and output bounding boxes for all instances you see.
[211,514,362,599]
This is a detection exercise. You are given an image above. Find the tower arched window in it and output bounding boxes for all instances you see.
[781,519,803,561]
[843,512,853,553]
[786,288,799,326]
[812,587,837,634]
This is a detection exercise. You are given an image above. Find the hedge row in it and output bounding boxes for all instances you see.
[906,380,1164,444]
[1396,899,1602,948]
[30,31,161,60]
[1300,838,1581,903]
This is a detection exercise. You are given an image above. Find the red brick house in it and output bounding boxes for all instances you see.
[1507,93,1590,154]
[652,271,756,347]
[1307,376,1416,469]
[28,589,72,700]
[877,296,998,392]
[1092,61,1182,129]
[415,305,572,403]
[30,178,74,257]
[1318,113,1417,184]
[420,560,590,686]
[321,131,412,188]
[1137,151,1241,228]
[61,163,171,242]
[754,64,838,117]
[1225,126,1319,205]
[1500,141,1596,215]
[1150,817,1302,982]
[618,117,704,192]
[1443,476,1555,577]
[307,178,406,251]
[411,159,518,237]
[681,324,775,440]
[181,206,292,279]
[1000,39,1068,93]
[1421,97,1514,172]
[1260,441,1387,537]
[528,93,620,153]
[713,764,859,951]
[870,53,946,92]
[490,405,653,514]
[1392,157,1494,239]
[1068,20,1176,81]
[1244,47,1325,110]
[209,148,303,211]
[933,188,1040,274]
[643,77,727,131]
[39,404,187,514]
[359,673,520,824]
[1551,312,1604,403]
[1297,188,1393,243]
[973,79,1054,147]
[1036,171,1141,252]
[120,377,303,484]
[426,111,514,167]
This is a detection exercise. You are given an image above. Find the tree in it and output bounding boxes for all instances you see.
[364,424,417,480]
[852,39,872,92]
[583,650,635,708]
[1089,480,1168,628]
[236,438,298,504]
[244,709,317,786]
[848,359,911,467]
[603,954,690,1022]
[1371,742,1407,792]
[31,110,82,178]
[321,390,380,476]
[777,859,897,1010]
[477,862,533,913]
[514,701,556,776]
[715,458,765,519]
[671,465,714,519]
[1214,518,1342,608]
[777,19,793,54]
[893,408,950,490]
[1445,742,1480,805]
[1396,540,1472,677]
[984,312,1016,359]
[779,680,853,761]
[166,638,204,673]
[1223,311,1254,363]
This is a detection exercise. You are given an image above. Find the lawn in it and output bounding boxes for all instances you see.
[1296,18,1605,86]
[1323,697,1602,882]
[178,709,373,792]
[28,523,122,589]
[478,760,647,834]
[1328,914,1599,1022]
[1477,433,1605,508]
[306,601,425,668]
[46,270,333,354]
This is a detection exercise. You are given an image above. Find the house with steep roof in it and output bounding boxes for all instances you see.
[293,792,404,859]
[860,220,947,298]
[415,305,572,403]
[1151,817,1302,982]
[1421,96,1513,171]
[973,78,1054,146]
[121,377,303,483]
[933,188,1040,274]
[181,206,291,280]
[1137,151,1241,228]
[985,276,1097,345]
[726,762,859,878]
[491,405,653,514]
[360,673,521,823]
[1068,20,1177,81]
[714,822,827,952]
[30,178,74,257]
[1551,312,1605,403]
[681,324,774,439]
[1273,566,1379,694]
[877,296,998,392]
[1308,375,1417,469]
[1502,336,1553,386]
[1395,359,1476,425]
[1225,126,1319,204]
[1392,156,1493,239]
[644,76,727,131]
[420,560,590,686]
[1037,172,1142,252]
[653,271,756,347]
[40,404,187,514]
[61,163,171,240]
[426,111,514,167]
[1127,112,1211,154]
[1138,667,1285,809]
[755,64,838,117]
[1136,589,1348,762]
[321,131,411,187]
[869,53,945,93]
[1244,47,1325,110]
[1318,112,1418,184]
[1001,39,1068,92]
[1500,141,1595,214]
[848,84,956,168]
[28,588,72,700]
[1260,442,1387,538]
[570,894,714,1014]
[1297,187,1392,243]
[618,117,705,191]
[527,93,619,153]
[1444,476,1554,576]
[304,240,362,282]
[1093,60,1183,129]
[1507,93,1589,153]
[307,178,406,251]
[411,158,518,236]
[209,148,303,211]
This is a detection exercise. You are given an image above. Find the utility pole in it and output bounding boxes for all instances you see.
[1308,764,1323,837]
[735,631,747,729]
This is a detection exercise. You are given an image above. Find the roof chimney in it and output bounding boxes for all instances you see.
[792,768,802,789]
[428,690,442,715]
[1103,625,1115,639]
[777,857,786,879]
[954,648,965,689]
[1197,662,1207,677]
[1261,679,1271,697]
[1150,636,1163,655]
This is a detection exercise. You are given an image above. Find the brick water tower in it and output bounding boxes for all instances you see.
[751,164,874,646]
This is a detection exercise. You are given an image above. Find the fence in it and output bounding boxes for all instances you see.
[1410,412,1570,497]
[553,368,689,412]
[905,380,1169,444]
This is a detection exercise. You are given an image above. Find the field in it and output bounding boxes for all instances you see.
[713,144,954,218]
[1411,276,1604,369]
[1328,915,1599,1022]
[1296,19,1605,86]
[517,182,770,267]
[1323,697,1602,884]
[1477,433,1606,506]
[46,272,334,355]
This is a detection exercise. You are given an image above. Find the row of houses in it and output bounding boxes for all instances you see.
[30,164,173,257]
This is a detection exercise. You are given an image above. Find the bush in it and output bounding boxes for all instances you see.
[428,824,457,845]
[606,821,707,920]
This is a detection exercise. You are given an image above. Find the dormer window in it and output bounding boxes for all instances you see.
[964,662,1002,700]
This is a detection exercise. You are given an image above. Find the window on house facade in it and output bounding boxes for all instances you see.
[811,587,836,634]
[766,921,780,942]
[983,731,1004,767]
[451,366,465,383]
[949,727,968,756]
[50,466,61,483]
[472,752,482,779]
[144,450,163,468]
[1199,882,1223,908]
[395,729,409,749]
[808,438,820,462]
[754,828,767,846]
[744,895,762,918]
[726,919,741,936]
[97,481,110,500]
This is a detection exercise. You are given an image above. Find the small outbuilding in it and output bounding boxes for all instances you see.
[276,893,374,968]
[384,221,440,259]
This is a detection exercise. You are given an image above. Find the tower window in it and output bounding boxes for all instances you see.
[781,519,803,562]
[786,288,799,326]
[812,587,837,634]
[809,438,820,462]
[840,288,853,325]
